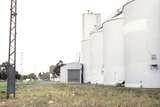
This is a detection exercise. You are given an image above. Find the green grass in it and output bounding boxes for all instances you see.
[0,82,7,100]
[0,82,7,92]
[0,81,160,107]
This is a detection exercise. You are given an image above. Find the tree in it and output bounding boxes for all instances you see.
[0,62,8,80]
[50,60,64,78]
[20,75,28,80]
[0,62,22,80]
[27,73,38,80]
[0,68,7,80]
[38,72,50,80]
[15,71,21,80]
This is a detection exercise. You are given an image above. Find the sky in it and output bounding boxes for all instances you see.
[0,0,127,75]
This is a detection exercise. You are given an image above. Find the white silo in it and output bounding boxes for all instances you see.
[124,0,160,88]
[81,12,101,83]
[103,13,125,86]
[82,12,101,40]
[81,39,91,82]
[90,31,104,84]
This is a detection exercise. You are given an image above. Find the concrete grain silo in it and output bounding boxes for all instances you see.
[103,12,125,86]
[81,40,91,82]
[90,31,104,84]
[81,12,101,83]
[124,0,160,88]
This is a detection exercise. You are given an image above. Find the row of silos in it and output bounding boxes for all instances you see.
[82,11,124,85]
[81,0,160,88]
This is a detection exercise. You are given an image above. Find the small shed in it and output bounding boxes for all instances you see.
[60,63,83,84]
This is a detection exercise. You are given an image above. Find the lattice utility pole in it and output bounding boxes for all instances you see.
[7,0,17,98]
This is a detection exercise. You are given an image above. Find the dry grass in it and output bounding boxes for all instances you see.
[0,81,160,107]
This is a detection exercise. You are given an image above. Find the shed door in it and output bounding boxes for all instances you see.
[68,69,80,83]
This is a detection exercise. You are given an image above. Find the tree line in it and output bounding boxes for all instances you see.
[0,60,64,81]
[0,62,38,81]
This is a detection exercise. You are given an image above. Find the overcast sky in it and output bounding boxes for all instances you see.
[0,0,127,74]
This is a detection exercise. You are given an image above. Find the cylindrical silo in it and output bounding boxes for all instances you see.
[82,39,91,82]
[82,12,101,40]
[124,0,160,88]
[81,12,101,83]
[103,15,125,86]
[90,31,104,84]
